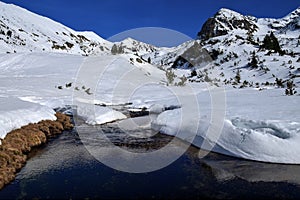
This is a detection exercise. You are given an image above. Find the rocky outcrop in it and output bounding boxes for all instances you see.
[197,8,258,40]
[0,112,73,190]
[171,42,212,69]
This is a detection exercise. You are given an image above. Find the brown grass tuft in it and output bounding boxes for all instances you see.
[0,112,73,190]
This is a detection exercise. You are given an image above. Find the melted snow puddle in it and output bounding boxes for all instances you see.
[1,118,300,199]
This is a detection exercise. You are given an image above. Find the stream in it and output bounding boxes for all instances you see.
[0,113,300,199]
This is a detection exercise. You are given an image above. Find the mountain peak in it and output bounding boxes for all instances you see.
[216,8,245,20]
[115,37,158,54]
[284,7,300,18]
[271,7,300,30]
[197,8,258,40]
[120,37,140,44]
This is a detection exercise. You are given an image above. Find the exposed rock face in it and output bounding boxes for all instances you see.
[171,42,212,69]
[198,7,300,41]
[0,112,73,190]
[197,8,258,40]
[198,18,227,40]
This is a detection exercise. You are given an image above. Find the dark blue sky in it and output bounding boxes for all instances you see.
[1,0,299,45]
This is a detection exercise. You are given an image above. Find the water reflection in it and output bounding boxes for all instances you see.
[1,120,300,199]
[203,155,300,184]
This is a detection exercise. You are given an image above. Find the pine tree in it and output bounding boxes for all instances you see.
[111,44,118,55]
[235,70,241,84]
[262,34,271,49]
[261,32,282,53]
[269,32,281,53]
[249,51,258,68]
[111,44,124,55]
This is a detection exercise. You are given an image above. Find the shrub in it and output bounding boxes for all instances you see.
[275,78,284,88]
[6,30,12,37]
[191,70,197,77]
[166,70,175,85]
[286,80,297,96]
[136,58,143,63]
[65,42,74,48]
[177,75,187,86]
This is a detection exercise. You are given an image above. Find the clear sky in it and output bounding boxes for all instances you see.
[1,0,299,46]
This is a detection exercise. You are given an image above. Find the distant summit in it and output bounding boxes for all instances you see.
[197,8,258,40]
[197,7,300,40]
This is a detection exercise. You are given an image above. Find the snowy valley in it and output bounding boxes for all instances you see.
[0,0,300,165]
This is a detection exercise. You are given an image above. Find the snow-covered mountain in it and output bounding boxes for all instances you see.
[197,7,300,90]
[114,37,158,55]
[0,1,159,56]
[197,8,259,40]
[0,2,115,55]
[146,7,300,91]
[197,7,300,39]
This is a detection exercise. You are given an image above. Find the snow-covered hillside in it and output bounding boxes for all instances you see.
[114,37,158,55]
[0,1,158,56]
[0,52,166,137]
[0,1,300,165]
[196,7,300,90]
[0,2,115,55]
[146,7,300,93]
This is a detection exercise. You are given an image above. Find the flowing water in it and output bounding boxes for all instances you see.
[1,116,300,199]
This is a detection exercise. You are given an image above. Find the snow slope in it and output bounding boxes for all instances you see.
[0,1,114,55]
[0,1,159,57]
[0,52,166,134]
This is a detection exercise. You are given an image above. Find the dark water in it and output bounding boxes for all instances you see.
[1,122,300,199]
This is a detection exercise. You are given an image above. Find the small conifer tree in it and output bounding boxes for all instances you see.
[249,51,258,68]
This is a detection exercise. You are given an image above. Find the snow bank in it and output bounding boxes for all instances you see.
[89,107,127,125]
[77,104,126,125]
[152,108,210,142]
[0,97,56,139]
[152,109,300,164]
[149,104,165,114]
[217,118,300,164]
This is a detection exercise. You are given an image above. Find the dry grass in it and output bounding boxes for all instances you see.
[0,112,73,190]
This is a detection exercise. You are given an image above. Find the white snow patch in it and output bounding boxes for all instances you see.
[0,97,56,139]
[77,104,126,125]
[149,104,165,114]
